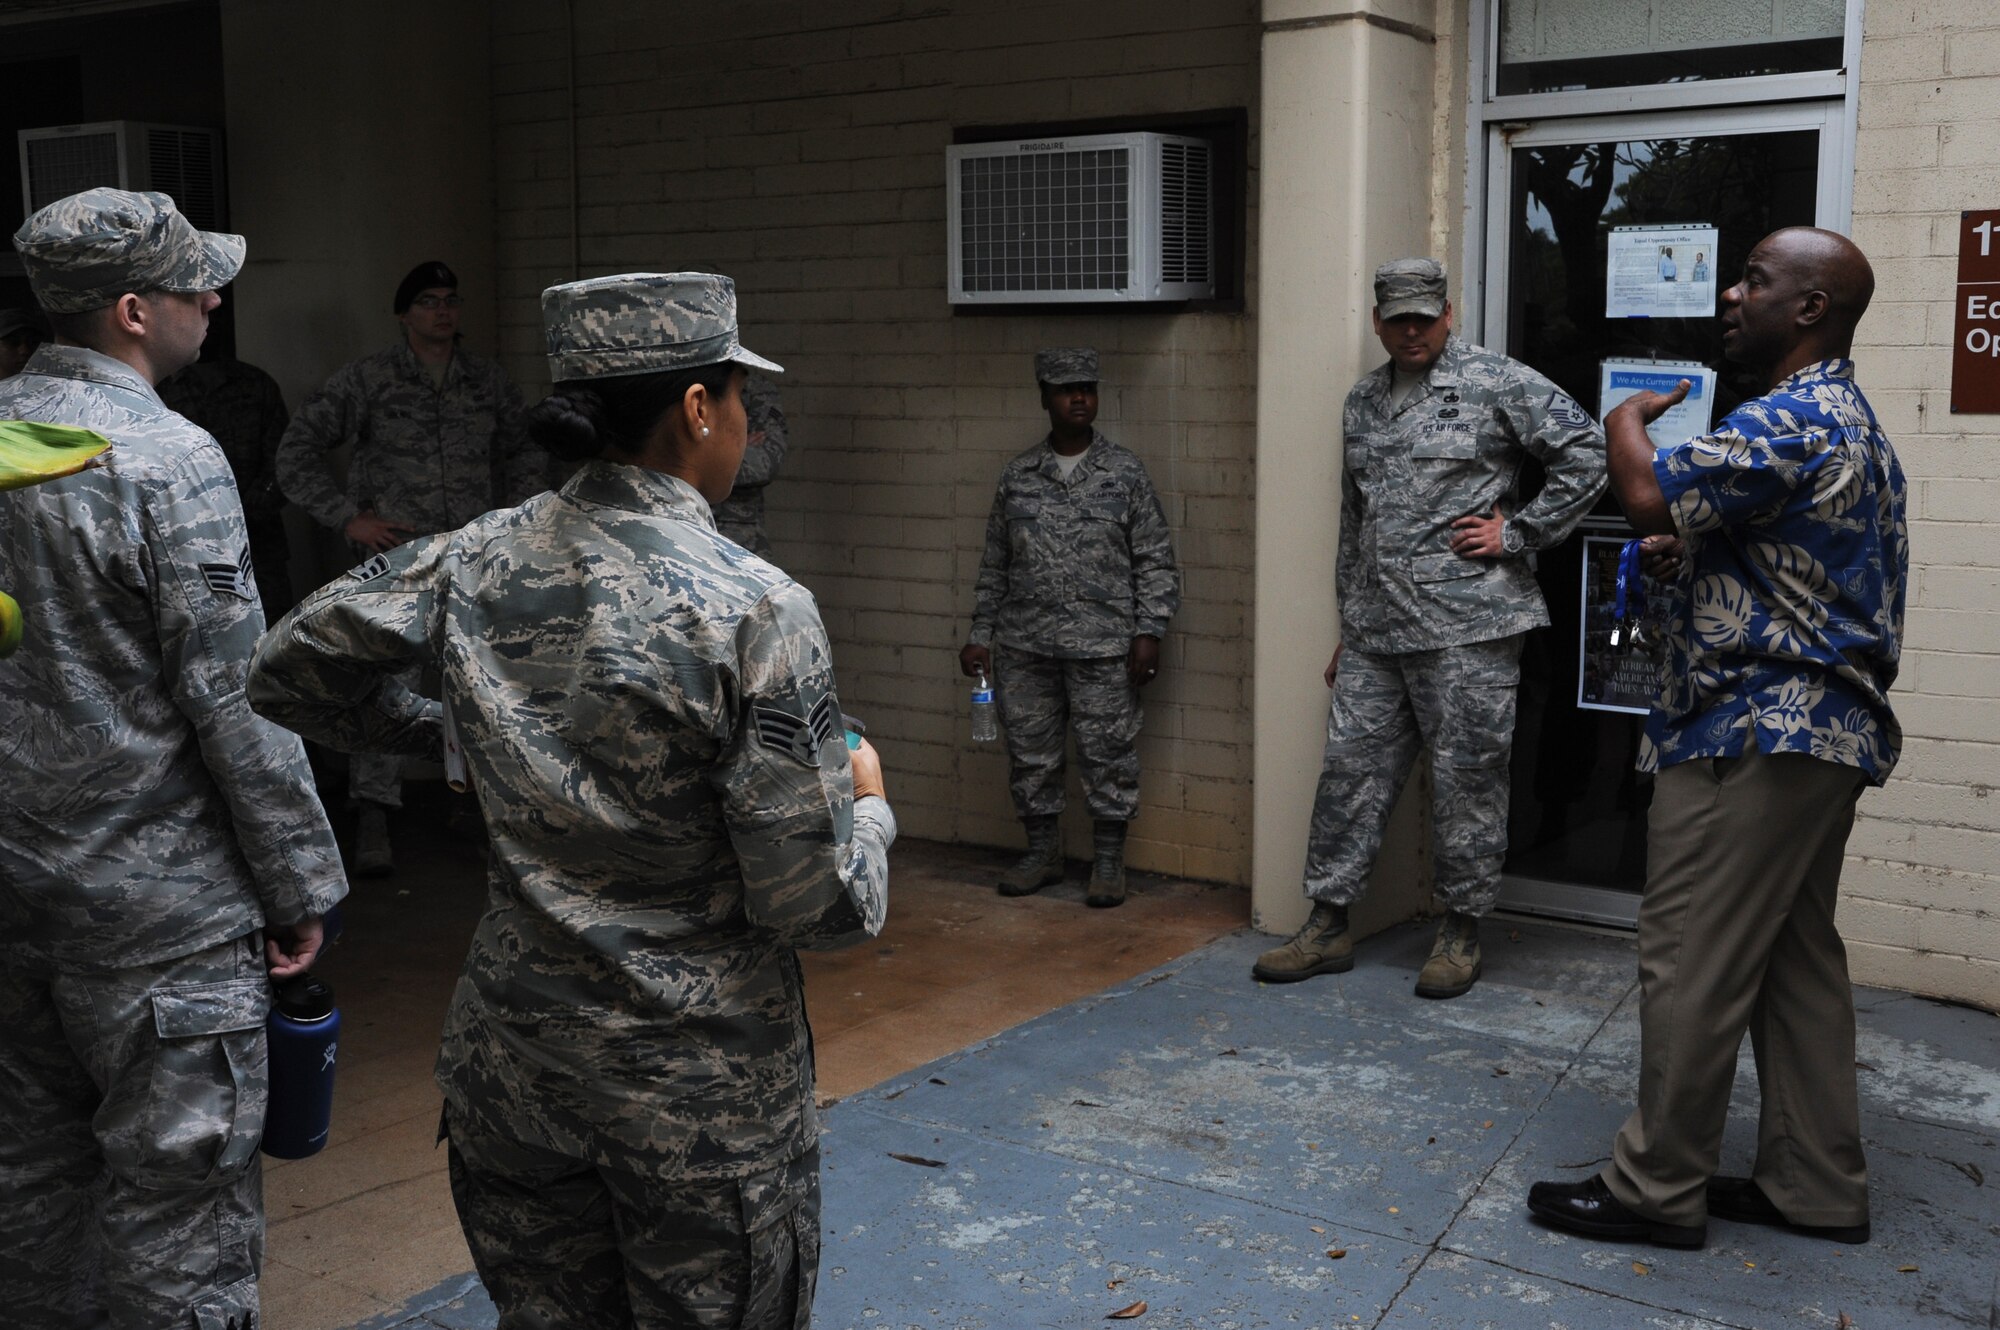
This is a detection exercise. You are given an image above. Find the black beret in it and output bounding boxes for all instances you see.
[394,260,457,314]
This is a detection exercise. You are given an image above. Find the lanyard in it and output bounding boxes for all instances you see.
[1611,538,1645,650]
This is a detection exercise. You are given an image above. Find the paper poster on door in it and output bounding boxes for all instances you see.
[1606,224,1719,319]
[1579,535,1668,717]
[1598,359,1716,450]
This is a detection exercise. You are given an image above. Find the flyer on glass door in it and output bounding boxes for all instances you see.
[1598,359,1717,451]
[1606,224,1719,319]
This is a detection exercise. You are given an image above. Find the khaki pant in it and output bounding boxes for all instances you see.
[1604,745,1869,1228]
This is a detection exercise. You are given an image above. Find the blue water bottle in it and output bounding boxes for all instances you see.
[263,975,340,1159]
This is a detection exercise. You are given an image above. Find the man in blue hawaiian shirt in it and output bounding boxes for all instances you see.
[1527,228,1907,1251]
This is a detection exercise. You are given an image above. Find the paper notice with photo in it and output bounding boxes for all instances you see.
[1606,224,1719,319]
[1598,359,1716,450]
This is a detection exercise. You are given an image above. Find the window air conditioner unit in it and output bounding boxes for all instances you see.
[947,131,1214,304]
[19,121,227,231]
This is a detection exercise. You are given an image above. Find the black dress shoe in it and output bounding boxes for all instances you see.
[1706,1176,1870,1244]
[1526,1175,1706,1249]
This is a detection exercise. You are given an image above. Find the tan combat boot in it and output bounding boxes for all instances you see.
[998,814,1064,896]
[1085,819,1127,908]
[1251,901,1353,982]
[1415,911,1482,999]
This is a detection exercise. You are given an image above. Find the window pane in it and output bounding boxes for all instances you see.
[1496,0,1845,96]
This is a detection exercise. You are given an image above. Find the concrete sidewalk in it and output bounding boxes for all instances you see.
[357,918,2000,1330]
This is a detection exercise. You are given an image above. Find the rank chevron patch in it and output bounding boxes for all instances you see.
[751,690,837,767]
[198,546,256,600]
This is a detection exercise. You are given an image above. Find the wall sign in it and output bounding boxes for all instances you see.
[1952,209,2000,414]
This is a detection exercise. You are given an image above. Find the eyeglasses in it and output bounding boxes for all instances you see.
[412,294,464,310]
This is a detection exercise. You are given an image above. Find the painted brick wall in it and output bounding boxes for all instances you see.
[1845,0,2000,1006]
[489,1,1261,881]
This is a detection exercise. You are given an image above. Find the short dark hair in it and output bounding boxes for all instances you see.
[526,362,741,463]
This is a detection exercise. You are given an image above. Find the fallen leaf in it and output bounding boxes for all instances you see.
[1744,1262,1756,1270]
[1897,1264,1919,1273]
[1212,1117,1225,1124]
[928,1077,949,1086]
[1491,1067,1510,1077]
[1072,1098,1104,1108]
[1427,1136,1437,1145]
[1107,1279,1124,1290]
[1306,1143,1319,1151]
[1632,1261,1650,1276]
[1388,1206,1400,1214]
[882,1087,907,1101]
[1310,1226,1325,1234]
[1482,1121,1494,1129]
[1948,1159,1984,1187]
[1218,1047,1239,1057]
[1108,1300,1147,1320]
[1041,1121,1051,1128]
[1836,1315,1853,1329]
[887,1152,946,1168]
[1326,1248,1348,1259]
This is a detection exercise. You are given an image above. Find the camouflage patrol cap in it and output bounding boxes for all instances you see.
[1373,258,1448,320]
[1034,347,1098,386]
[542,272,783,382]
[13,188,244,315]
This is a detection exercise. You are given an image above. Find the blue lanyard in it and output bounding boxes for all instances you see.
[1614,539,1645,647]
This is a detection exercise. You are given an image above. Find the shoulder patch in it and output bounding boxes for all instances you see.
[750,688,837,768]
[1547,392,1595,430]
[350,552,393,583]
[198,546,256,600]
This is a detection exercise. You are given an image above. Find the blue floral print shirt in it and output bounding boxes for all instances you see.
[1640,359,1909,785]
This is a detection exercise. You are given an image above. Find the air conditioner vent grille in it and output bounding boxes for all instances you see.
[144,127,222,230]
[958,148,1131,293]
[1159,140,1211,286]
[23,131,120,211]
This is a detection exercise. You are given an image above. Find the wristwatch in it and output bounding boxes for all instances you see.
[1500,520,1526,556]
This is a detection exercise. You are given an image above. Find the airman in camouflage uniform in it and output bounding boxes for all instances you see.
[248,271,892,1330]
[159,355,295,620]
[960,348,1180,908]
[277,259,547,872]
[0,188,345,1330]
[714,371,788,555]
[1254,259,1605,997]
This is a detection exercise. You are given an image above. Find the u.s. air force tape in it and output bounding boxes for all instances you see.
[750,689,837,768]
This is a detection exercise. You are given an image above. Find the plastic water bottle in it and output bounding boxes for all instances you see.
[970,667,998,742]
[263,975,340,1160]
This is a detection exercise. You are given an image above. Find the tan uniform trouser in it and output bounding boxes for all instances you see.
[1604,744,1870,1228]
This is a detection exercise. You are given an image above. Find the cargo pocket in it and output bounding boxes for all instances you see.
[125,978,270,1190]
[738,1151,821,1330]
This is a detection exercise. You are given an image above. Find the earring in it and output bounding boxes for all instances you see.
[701,426,711,437]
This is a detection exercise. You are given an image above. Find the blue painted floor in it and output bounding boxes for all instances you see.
[354,919,2000,1329]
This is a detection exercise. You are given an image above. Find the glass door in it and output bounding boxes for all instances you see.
[1483,102,1845,927]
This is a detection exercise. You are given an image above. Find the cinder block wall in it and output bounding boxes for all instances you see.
[1845,1,2000,1006]
[489,1,1261,882]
